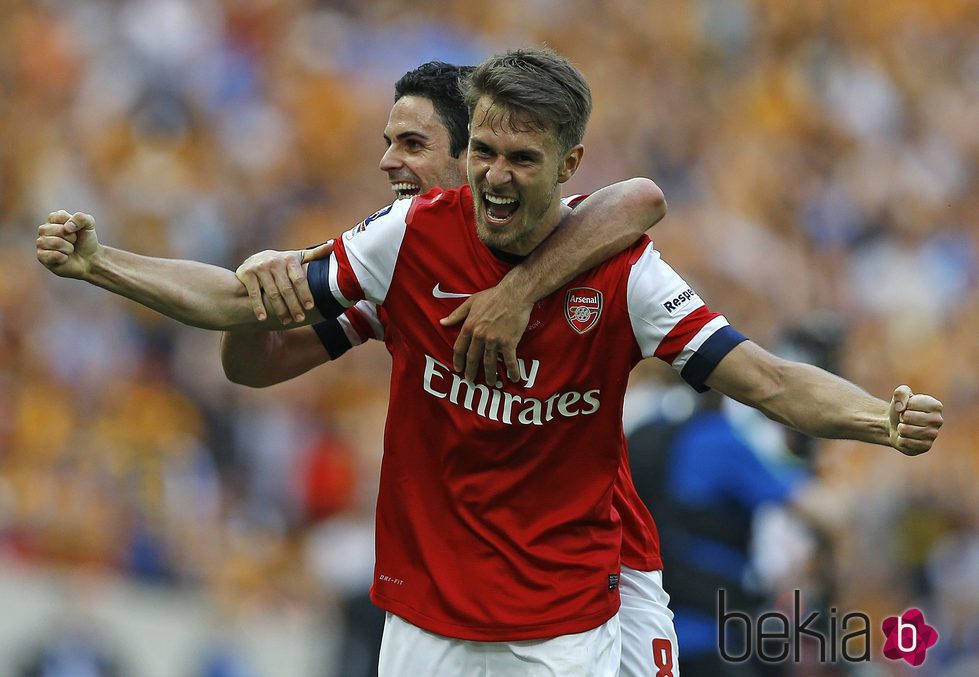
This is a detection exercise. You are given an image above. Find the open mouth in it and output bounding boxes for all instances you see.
[483,193,520,225]
[391,182,421,199]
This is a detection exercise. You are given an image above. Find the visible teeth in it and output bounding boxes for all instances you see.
[392,182,419,193]
[485,194,517,205]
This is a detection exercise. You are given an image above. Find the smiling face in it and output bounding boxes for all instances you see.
[467,96,583,255]
[379,95,468,200]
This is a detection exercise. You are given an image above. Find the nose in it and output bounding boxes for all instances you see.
[379,145,401,172]
[485,157,512,188]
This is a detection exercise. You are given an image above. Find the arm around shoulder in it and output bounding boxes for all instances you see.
[500,177,667,305]
[440,178,667,384]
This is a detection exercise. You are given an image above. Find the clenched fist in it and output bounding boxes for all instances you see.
[36,210,101,279]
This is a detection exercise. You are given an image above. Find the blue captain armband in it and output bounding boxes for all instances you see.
[313,320,353,360]
[680,326,748,393]
[306,257,347,320]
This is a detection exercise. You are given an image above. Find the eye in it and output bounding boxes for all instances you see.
[514,150,543,166]
[471,144,493,158]
[405,139,424,151]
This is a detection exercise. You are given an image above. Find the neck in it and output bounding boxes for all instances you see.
[497,198,568,257]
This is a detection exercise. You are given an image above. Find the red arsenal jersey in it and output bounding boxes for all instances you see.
[307,186,745,641]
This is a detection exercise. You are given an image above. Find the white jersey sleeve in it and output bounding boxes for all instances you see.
[307,199,412,316]
[627,242,746,391]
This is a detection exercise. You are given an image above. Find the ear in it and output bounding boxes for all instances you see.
[557,145,584,183]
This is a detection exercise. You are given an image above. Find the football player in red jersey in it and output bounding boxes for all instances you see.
[223,60,680,676]
[223,60,682,677]
[37,48,943,676]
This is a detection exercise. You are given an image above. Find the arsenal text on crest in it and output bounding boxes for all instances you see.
[565,287,603,334]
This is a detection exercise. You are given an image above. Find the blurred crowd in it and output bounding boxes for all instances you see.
[1,0,977,674]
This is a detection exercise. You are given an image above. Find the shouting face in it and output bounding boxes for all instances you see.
[467,96,582,255]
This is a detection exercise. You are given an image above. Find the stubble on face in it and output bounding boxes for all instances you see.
[467,99,564,256]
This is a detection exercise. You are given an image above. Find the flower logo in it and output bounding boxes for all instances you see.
[881,608,939,666]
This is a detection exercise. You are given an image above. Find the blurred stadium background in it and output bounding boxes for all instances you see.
[1,0,977,675]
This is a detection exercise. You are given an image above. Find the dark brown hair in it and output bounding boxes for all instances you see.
[462,47,592,152]
[394,61,475,158]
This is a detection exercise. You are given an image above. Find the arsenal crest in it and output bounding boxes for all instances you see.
[565,287,603,334]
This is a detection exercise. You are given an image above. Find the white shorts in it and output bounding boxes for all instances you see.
[377,611,621,676]
[619,567,679,677]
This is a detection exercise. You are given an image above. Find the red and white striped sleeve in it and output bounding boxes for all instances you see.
[312,300,384,359]
[306,199,412,317]
[627,243,747,391]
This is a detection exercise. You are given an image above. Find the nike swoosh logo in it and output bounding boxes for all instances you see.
[432,283,472,299]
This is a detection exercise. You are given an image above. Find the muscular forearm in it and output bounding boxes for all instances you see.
[86,246,312,330]
[221,326,330,387]
[501,178,666,303]
[758,362,890,444]
[709,343,891,445]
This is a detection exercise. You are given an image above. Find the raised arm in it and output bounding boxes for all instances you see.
[444,177,667,383]
[705,340,943,455]
[35,211,324,331]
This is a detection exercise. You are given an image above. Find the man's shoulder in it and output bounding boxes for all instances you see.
[604,234,653,271]
[403,186,474,245]
[408,185,471,218]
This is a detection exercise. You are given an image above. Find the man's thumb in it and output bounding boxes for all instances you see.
[301,240,334,264]
[890,384,913,419]
[67,212,96,233]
